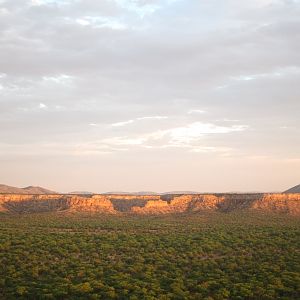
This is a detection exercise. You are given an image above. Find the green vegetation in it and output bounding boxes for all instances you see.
[0,212,299,299]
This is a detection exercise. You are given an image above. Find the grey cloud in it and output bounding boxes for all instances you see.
[0,0,299,191]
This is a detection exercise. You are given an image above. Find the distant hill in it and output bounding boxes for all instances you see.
[0,184,24,194]
[102,191,159,195]
[69,191,95,195]
[284,184,300,193]
[162,191,200,195]
[102,191,132,195]
[0,184,57,194]
[132,191,159,195]
[23,186,57,194]
[102,191,200,195]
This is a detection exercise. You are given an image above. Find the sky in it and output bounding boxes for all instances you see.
[0,0,299,193]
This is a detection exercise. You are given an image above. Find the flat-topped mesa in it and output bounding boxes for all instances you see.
[125,193,300,215]
[68,196,115,213]
[0,193,299,215]
[0,194,68,213]
[132,199,174,214]
[0,194,116,214]
[131,194,261,214]
[0,194,62,202]
[252,194,300,215]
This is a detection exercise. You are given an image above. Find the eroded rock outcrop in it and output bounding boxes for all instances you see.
[0,195,115,214]
[0,193,299,215]
[68,196,116,213]
[252,194,300,215]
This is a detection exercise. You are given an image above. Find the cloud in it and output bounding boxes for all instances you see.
[74,16,127,30]
[102,122,248,152]
[39,103,47,109]
[187,109,206,114]
[0,142,115,156]
[232,66,300,82]
[166,122,248,145]
[136,116,168,120]
[103,136,147,146]
[42,74,74,84]
[111,115,168,127]
[190,146,233,154]
[0,0,299,191]
[111,119,135,127]
[115,0,161,17]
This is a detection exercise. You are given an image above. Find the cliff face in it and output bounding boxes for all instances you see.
[0,193,299,215]
[0,195,115,213]
[252,194,300,215]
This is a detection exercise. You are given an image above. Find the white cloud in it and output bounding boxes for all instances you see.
[103,136,147,145]
[42,74,74,85]
[216,118,240,122]
[190,146,232,154]
[136,116,168,120]
[103,122,248,150]
[232,67,300,82]
[0,142,114,156]
[111,119,135,127]
[75,16,127,30]
[0,8,8,15]
[31,0,70,6]
[76,19,90,26]
[215,66,300,91]
[166,122,248,145]
[39,103,47,109]
[115,0,161,18]
[111,116,168,127]
[187,109,206,114]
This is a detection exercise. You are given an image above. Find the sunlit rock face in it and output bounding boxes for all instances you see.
[0,194,299,215]
[252,194,300,215]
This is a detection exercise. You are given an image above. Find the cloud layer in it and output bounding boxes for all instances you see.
[0,0,299,192]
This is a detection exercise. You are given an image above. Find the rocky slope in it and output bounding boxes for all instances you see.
[284,184,300,193]
[0,193,299,215]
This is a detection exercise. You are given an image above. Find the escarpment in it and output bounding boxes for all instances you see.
[0,193,299,215]
[0,195,115,214]
[252,194,300,215]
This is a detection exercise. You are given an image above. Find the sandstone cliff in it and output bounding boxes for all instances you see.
[0,193,299,215]
[252,194,300,215]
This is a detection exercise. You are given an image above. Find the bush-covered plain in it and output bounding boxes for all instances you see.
[0,212,299,299]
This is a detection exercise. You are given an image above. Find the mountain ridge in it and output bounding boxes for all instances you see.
[1,183,299,196]
[284,184,300,194]
[0,184,57,194]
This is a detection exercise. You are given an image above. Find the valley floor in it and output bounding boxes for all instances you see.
[0,212,299,299]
